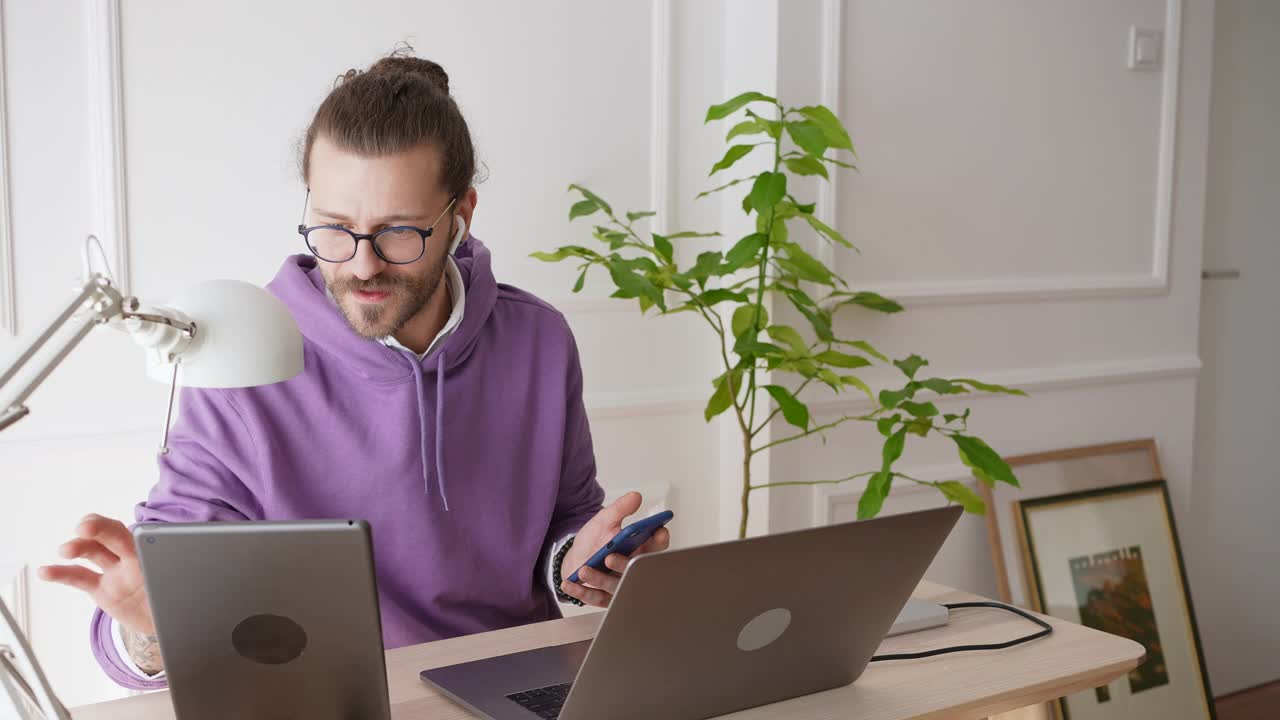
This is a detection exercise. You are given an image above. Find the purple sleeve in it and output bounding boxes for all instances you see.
[90,387,262,689]
[544,324,606,553]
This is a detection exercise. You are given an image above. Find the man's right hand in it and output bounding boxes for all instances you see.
[37,514,157,639]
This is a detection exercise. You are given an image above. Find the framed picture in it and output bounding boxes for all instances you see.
[982,439,1163,607]
[1016,480,1215,720]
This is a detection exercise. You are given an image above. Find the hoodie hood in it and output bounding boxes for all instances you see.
[266,234,498,508]
[268,235,496,382]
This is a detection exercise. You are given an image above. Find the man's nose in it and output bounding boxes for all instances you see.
[346,236,387,281]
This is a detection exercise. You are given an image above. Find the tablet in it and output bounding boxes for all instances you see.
[134,520,390,719]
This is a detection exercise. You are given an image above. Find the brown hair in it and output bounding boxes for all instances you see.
[300,44,476,199]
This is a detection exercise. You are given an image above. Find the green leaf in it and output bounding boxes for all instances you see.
[706,91,777,122]
[783,289,833,342]
[937,480,986,514]
[697,175,757,200]
[696,289,749,306]
[652,234,674,263]
[878,383,918,409]
[530,246,597,263]
[569,199,599,220]
[567,184,612,214]
[882,428,907,470]
[734,339,786,358]
[766,325,809,356]
[803,213,853,249]
[572,266,588,293]
[920,377,968,395]
[836,291,903,313]
[725,233,766,270]
[954,378,1029,397]
[705,369,741,421]
[857,471,892,520]
[840,340,888,363]
[952,435,1019,487]
[796,105,854,151]
[903,418,933,437]
[893,354,929,379]
[781,242,833,284]
[876,415,899,437]
[608,265,655,304]
[726,119,765,141]
[748,172,788,215]
[764,385,810,430]
[783,155,829,179]
[840,375,874,402]
[626,210,656,222]
[785,121,829,158]
[820,155,858,170]
[744,108,782,138]
[731,304,768,338]
[899,400,939,418]
[664,230,722,239]
[687,251,726,285]
[814,350,871,369]
[710,144,756,176]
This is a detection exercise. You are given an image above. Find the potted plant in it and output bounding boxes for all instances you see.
[534,92,1025,539]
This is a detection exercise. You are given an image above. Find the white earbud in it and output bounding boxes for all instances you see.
[449,215,467,255]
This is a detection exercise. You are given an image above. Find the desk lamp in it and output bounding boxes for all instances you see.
[0,236,304,719]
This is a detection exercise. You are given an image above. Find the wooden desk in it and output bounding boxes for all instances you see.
[72,581,1143,720]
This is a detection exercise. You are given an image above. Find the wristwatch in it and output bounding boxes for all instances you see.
[552,536,585,607]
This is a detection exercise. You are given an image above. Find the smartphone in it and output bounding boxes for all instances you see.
[566,510,674,584]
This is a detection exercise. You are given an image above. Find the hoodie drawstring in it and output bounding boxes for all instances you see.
[406,349,450,511]
[434,350,449,510]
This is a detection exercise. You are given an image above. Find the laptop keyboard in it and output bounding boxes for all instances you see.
[505,681,574,718]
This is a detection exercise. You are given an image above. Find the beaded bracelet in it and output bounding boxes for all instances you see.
[551,536,586,607]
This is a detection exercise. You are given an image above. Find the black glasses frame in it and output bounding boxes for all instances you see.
[296,189,456,265]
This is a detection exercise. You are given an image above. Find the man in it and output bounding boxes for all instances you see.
[37,52,668,689]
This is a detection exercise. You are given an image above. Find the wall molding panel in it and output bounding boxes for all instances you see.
[85,0,131,293]
[821,0,1184,308]
[582,353,1201,422]
[0,0,16,336]
[806,353,1202,413]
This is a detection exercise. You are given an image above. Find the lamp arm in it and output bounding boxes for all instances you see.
[0,598,70,720]
[0,275,125,432]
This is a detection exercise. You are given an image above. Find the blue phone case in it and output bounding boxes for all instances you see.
[566,510,674,584]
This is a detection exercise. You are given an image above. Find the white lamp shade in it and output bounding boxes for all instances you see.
[145,280,303,388]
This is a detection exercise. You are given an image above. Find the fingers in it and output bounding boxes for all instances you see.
[37,564,102,594]
[635,527,671,555]
[599,492,643,527]
[75,514,136,560]
[603,553,629,574]
[59,537,121,571]
[560,578,611,608]
[575,566,620,595]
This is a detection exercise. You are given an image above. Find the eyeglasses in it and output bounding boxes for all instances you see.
[297,190,456,265]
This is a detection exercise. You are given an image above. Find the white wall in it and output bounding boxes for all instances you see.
[0,0,1248,710]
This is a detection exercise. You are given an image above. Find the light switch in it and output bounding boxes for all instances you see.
[1129,26,1162,71]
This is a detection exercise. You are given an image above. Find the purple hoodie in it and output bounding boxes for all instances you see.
[90,236,605,689]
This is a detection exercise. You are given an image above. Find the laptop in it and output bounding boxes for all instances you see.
[421,505,962,720]
[135,520,392,720]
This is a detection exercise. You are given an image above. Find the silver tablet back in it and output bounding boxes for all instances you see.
[134,520,390,720]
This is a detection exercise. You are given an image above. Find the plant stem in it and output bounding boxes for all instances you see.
[749,470,875,491]
[750,375,815,438]
[753,412,878,454]
[741,107,786,538]
[740,428,752,539]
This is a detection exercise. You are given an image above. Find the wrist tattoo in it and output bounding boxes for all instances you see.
[123,627,164,675]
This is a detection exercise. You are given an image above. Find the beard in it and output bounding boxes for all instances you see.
[327,252,446,339]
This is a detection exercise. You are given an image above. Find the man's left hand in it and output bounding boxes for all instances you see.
[559,491,670,608]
